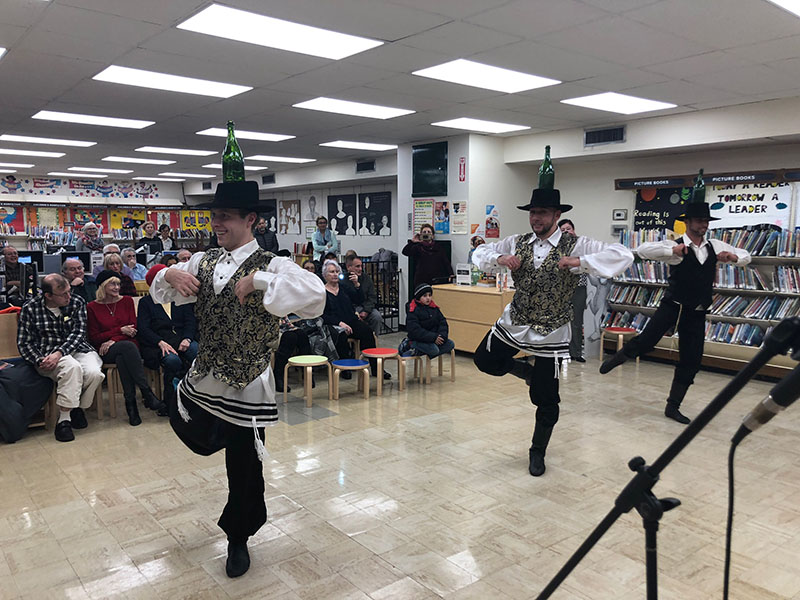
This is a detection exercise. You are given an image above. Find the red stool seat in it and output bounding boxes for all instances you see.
[604,326,637,333]
[361,348,398,357]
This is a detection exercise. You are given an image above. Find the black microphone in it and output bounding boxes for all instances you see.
[732,363,800,445]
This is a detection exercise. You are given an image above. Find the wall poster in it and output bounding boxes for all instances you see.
[278,199,301,235]
[434,201,450,234]
[258,199,277,233]
[357,191,391,236]
[110,209,146,230]
[301,192,323,224]
[485,204,500,239]
[179,210,211,232]
[451,201,468,234]
[412,198,434,234]
[634,187,688,232]
[327,194,356,237]
[708,182,791,229]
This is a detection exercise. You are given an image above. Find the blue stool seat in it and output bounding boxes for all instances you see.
[332,359,369,368]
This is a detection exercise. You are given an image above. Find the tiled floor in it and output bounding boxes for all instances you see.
[3,338,800,599]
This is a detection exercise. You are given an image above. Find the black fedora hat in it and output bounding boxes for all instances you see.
[517,189,572,213]
[676,202,720,221]
[199,181,260,210]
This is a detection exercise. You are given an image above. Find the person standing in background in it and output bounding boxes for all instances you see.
[402,223,453,290]
[312,216,339,261]
[559,219,587,362]
[139,221,163,254]
[159,224,175,251]
[253,217,279,253]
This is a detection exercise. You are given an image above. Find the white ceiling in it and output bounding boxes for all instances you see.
[0,0,799,179]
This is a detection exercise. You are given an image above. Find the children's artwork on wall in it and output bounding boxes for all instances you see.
[357,191,391,236]
[434,200,450,234]
[258,199,277,232]
[71,208,108,231]
[149,211,180,229]
[0,175,22,194]
[35,207,65,228]
[0,205,25,232]
[179,210,211,232]
[327,194,356,237]
[301,192,323,223]
[278,199,301,235]
[110,209,145,229]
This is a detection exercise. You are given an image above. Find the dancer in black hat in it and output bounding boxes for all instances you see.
[472,146,633,477]
[600,170,751,424]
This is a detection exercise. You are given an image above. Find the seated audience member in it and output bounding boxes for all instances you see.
[2,245,38,306]
[159,224,175,251]
[344,249,358,261]
[75,222,104,252]
[62,258,97,303]
[88,270,164,426]
[92,244,135,279]
[122,248,148,281]
[321,260,388,380]
[160,254,178,267]
[254,217,279,253]
[342,255,384,336]
[140,221,163,254]
[404,283,455,358]
[102,253,137,297]
[17,273,104,442]
[301,259,316,273]
[176,249,192,263]
[274,317,312,393]
[137,265,197,410]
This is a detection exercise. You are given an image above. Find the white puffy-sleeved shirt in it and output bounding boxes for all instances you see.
[150,239,326,427]
[472,228,633,357]
[635,237,751,266]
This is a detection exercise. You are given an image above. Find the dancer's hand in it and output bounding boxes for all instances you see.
[497,254,521,270]
[234,273,257,305]
[672,243,688,256]
[557,256,580,270]
[717,251,738,263]
[165,268,200,297]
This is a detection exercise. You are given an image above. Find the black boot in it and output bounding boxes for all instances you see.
[510,358,534,385]
[226,538,250,578]
[142,388,165,413]
[599,349,628,374]
[125,396,141,426]
[665,381,691,424]
[528,423,554,477]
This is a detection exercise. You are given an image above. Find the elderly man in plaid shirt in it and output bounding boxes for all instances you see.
[17,273,104,442]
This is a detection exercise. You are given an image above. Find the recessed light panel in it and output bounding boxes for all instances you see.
[93,65,252,98]
[0,169,17,174]
[32,110,155,129]
[132,177,185,182]
[413,59,560,93]
[202,164,267,171]
[158,172,215,178]
[0,148,65,157]
[560,92,676,114]
[177,4,383,60]
[320,140,397,151]
[49,172,108,178]
[246,155,316,164]
[0,134,95,147]
[69,167,133,174]
[293,97,414,120]
[136,146,216,156]
[0,162,34,168]
[102,156,175,165]
[196,128,294,142]
[431,117,530,134]
[766,0,800,17]
[0,48,6,60]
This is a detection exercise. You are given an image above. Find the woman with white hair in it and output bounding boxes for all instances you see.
[76,222,104,252]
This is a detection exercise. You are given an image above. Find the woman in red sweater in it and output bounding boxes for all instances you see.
[87,270,163,425]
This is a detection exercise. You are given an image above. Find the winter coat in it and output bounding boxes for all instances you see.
[405,300,448,344]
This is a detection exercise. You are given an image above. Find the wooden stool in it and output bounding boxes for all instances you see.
[99,364,119,419]
[283,355,332,408]
[361,348,398,396]
[397,354,424,390]
[423,349,456,384]
[599,326,640,364]
[331,359,370,400]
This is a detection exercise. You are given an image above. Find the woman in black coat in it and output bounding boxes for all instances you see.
[405,283,455,357]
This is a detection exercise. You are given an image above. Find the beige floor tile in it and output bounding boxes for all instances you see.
[370,576,440,600]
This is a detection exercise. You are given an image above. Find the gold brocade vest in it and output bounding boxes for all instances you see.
[509,232,579,335]
[190,247,280,389]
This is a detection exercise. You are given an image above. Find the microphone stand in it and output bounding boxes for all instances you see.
[537,316,800,600]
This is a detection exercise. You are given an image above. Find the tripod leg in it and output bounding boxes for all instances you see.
[644,519,659,600]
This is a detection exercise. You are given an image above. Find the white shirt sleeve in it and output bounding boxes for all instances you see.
[571,237,634,278]
[471,235,519,271]
[149,251,205,306]
[636,240,681,264]
[252,256,326,318]
[709,239,752,266]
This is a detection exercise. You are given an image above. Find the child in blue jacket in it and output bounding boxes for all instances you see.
[403,283,455,357]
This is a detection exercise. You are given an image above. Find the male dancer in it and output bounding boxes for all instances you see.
[150,179,325,577]
[473,154,633,477]
[600,170,750,424]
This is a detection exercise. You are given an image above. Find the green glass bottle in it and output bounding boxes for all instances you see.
[691,168,705,203]
[538,145,554,190]
[222,120,245,182]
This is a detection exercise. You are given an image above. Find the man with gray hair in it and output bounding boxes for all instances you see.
[61,257,96,303]
[17,273,104,442]
[176,248,192,263]
[91,243,134,278]
[121,247,147,280]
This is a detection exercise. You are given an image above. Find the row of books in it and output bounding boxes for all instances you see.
[600,310,651,332]
[618,260,669,283]
[714,263,768,290]
[704,321,766,347]
[45,230,77,246]
[709,293,800,321]
[618,228,668,249]
[608,284,664,308]
[774,266,800,293]
[777,229,800,257]
[707,227,781,256]
[25,225,66,237]
[0,223,17,235]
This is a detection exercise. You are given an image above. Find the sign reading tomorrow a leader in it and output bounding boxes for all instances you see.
[708,182,791,229]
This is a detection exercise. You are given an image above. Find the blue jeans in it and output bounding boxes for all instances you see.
[161,341,198,376]
[411,338,455,358]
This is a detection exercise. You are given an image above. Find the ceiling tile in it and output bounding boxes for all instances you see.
[579,0,661,13]
[645,51,757,79]
[0,23,31,49]
[366,73,504,103]
[36,4,164,47]
[15,29,133,63]
[0,51,103,103]
[466,0,610,39]
[384,0,509,19]
[401,21,523,56]
[344,43,450,73]
[57,0,207,26]
[266,63,399,96]
[685,64,795,96]
[621,80,740,106]
[577,68,670,92]
[727,35,800,64]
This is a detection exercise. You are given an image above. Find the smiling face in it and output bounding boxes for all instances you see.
[143,222,155,236]
[62,259,84,282]
[529,207,560,237]
[2,246,18,265]
[211,209,256,251]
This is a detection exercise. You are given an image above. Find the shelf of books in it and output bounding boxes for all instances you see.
[605,225,800,376]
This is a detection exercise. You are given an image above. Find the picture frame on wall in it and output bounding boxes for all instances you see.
[612,208,628,221]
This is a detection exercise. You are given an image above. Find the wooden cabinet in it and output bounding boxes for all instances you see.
[432,284,515,352]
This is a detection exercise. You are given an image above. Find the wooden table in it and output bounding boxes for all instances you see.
[432,284,515,353]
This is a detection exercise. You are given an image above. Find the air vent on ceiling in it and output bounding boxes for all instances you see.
[356,159,376,173]
[201,181,212,190]
[584,125,625,147]
[262,173,275,185]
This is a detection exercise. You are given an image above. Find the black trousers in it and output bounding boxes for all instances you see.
[473,331,560,428]
[569,285,587,359]
[274,329,312,383]
[330,321,378,374]
[622,300,706,387]
[102,340,151,401]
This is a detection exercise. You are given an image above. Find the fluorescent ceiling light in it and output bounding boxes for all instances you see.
[0,162,34,168]
[196,127,294,142]
[0,134,95,147]
[177,4,383,60]
[136,146,216,156]
[48,172,108,178]
[32,110,154,129]
[293,97,414,120]
[561,92,676,114]
[246,155,316,164]
[102,156,175,165]
[413,59,560,93]
[132,177,185,182]
[0,148,65,157]
[431,117,530,134]
[69,167,133,174]
[202,163,267,171]
[0,48,6,60]
[320,140,397,151]
[93,65,252,99]
[0,169,17,174]
[158,172,215,178]
[766,0,800,17]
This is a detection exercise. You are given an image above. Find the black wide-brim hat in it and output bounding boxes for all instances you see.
[676,202,720,221]
[517,188,572,212]
[199,181,260,210]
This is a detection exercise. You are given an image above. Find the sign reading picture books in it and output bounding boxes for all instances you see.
[357,191,391,236]
[708,182,792,229]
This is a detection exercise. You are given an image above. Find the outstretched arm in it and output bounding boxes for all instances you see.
[568,237,634,278]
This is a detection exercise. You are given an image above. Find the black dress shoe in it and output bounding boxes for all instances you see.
[571,356,586,363]
[599,350,628,374]
[70,408,88,429]
[225,539,250,578]
[341,371,353,380]
[55,421,75,442]
[383,371,392,380]
[529,448,546,477]
[142,389,165,412]
[665,404,691,424]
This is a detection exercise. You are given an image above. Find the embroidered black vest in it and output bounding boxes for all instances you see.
[190,247,280,389]
[509,232,579,335]
[664,236,716,308]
